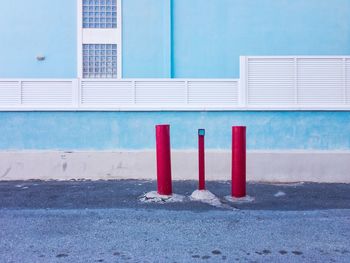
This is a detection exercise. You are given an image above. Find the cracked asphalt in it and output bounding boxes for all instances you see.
[0,180,349,262]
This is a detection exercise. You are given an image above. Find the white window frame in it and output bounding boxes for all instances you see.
[77,0,122,79]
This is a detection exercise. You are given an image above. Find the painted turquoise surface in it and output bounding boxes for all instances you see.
[1,112,350,150]
[172,0,350,78]
[122,0,171,78]
[124,0,350,78]
[0,0,76,78]
[1,0,349,78]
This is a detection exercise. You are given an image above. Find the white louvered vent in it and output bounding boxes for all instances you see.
[188,81,238,105]
[0,81,20,105]
[346,59,350,104]
[81,81,133,105]
[2,56,350,111]
[247,58,295,105]
[297,58,344,105]
[21,81,73,105]
[135,81,186,104]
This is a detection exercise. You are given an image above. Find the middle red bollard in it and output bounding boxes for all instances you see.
[198,129,205,190]
[155,124,172,195]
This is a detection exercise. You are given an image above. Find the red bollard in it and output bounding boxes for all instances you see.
[198,129,205,190]
[155,124,172,195]
[231,126,246,198]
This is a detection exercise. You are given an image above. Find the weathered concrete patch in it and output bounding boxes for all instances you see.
[224,195,255,203]
[190,189,227,208]
[139,191,187,203]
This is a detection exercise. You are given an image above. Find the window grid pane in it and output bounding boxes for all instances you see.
[82,0,117,28]
[83,44,118,78]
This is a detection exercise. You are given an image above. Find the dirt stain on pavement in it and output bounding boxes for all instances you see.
[255,249,271,255]
[334,249,349,254]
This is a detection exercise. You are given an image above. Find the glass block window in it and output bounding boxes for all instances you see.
[83,0,117,28]
[83,44,118,78]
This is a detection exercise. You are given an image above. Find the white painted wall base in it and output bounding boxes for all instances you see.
[0,150,349,183]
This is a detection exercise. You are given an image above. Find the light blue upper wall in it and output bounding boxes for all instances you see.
[122,0,171,78]
[0,0,349,78]
[0,0,76,78]
[172,0,350,78]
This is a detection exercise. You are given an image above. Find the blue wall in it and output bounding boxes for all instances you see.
[172,0,350,78]
[123,0,350,78]
[0,1,350,152]
[0,0,349,78]
[122,0,171,78]
[1,112,350,150]
[0,0,76,78]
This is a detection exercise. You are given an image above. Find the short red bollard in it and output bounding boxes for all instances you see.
[155,124,172,195]
[231,126,246,198]
[198,129,205,190]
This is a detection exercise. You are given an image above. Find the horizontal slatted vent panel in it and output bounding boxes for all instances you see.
[346,59,350,104]
[247,58,295,105]
[135,81,186,104]
[81,81,133,105]
[22,81,73,105]
[188,81,238,105]
[297,58,344,104]
[0,81,20,105]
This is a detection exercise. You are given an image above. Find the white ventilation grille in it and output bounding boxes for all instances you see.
[135,81,186,104]
[81,80,133,105]
[244,56,350,108]
[188,81,238,105]
[0,81,20,105]
[2,57,350,111]
[247,58,295,105]
[297,58,344,105]
[346,58,350,104]
[21,81,73,105]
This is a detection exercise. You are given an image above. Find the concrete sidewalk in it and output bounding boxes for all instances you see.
[0,180,350,263]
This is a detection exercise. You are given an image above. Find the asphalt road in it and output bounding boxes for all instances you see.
[0,180,349,262]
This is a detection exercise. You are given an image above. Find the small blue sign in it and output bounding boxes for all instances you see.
[198,129,205,136]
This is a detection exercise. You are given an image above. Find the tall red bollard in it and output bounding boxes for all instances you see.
[198,129,205,190]
[156,124,172,195]
[231,126,246,198]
